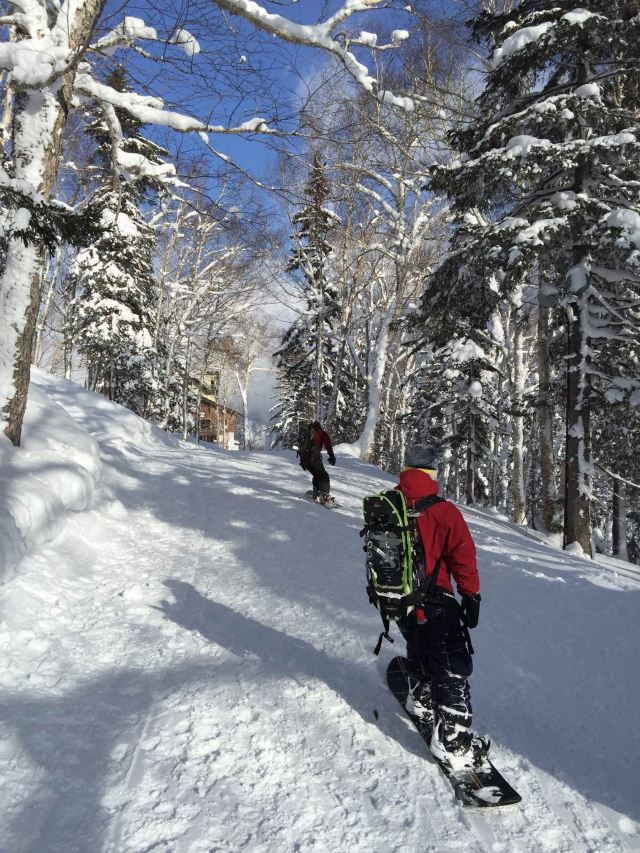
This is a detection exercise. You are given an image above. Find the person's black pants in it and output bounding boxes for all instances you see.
[400,596,473,749]
[308,454,330,495]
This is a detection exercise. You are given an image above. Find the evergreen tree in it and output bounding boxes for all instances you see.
[408,338,501,504]
[273,155,349,440]
[269,328,315,449]
[421,1,640,554]
[68,70,172,417]
[287,154,340,420]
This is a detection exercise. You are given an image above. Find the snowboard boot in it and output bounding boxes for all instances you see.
[319,491,336,507]
[405,676,435,730]
[430,721,491,771]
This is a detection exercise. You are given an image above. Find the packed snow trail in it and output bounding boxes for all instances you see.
[1,372,639,852]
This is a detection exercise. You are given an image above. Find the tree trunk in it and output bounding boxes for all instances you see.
[511,318,526,524]
[357,302,396,460]
[537,303,561,532]
[315,273,324,421]
[465,411,475,505]
[525,414,537,527]
[564,258,593,556]
[182,340,192,441]
[0,0,104,445]
[491,371,503,508]
[33,254,60,367]
[325,333,347,432]
[239,371,249,451]
[612,478,628,561]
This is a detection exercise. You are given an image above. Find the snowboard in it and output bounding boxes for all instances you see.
[386,656,522,808]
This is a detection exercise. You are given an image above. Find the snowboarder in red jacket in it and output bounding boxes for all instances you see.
[397,445,488,771]
[298,421,336,505]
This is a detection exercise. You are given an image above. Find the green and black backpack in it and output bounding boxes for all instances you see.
[361,489,445,654]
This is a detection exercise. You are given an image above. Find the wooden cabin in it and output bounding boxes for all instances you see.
[194,372,243,448]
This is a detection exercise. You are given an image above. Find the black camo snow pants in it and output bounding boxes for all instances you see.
[400,593,473,751]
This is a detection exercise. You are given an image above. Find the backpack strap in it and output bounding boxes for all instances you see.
[373,614,394,656]
[413,494,445,513]
[408,494,446,600]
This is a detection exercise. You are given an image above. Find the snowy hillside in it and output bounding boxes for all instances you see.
[1,371,639,853]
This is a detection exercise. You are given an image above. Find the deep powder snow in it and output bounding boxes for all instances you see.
[0,370,639,852]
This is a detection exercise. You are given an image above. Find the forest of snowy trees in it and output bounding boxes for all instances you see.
[1,0,639,561]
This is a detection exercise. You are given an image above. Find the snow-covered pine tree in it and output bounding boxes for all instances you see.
[277,154,345,432]
[424,1,640,554]
[408,336,500,504]
[68,71,172,417]
[270,327,315,448]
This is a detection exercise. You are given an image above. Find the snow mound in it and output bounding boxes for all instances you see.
[0,380,100,580]
[0,369,176,581]
[31,368,176,450]
[0,373,639,852]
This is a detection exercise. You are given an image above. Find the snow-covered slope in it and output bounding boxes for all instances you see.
[1,371,639,852]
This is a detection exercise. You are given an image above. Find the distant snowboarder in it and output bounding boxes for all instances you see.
[390,446,487,772]
[297,420,336,506]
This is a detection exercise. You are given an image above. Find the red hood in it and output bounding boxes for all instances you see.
[397,468,439,501]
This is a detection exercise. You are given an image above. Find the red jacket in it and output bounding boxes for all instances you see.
[397,469,479,597]
[312,427,334,456]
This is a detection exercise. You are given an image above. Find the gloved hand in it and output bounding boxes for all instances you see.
[328,454,336,466]
[461,593,481,629]
[299,461,307,471]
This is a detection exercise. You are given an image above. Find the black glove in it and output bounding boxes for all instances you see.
[299,461,307,471]
[328,455,336,466]
[461,593,481,629]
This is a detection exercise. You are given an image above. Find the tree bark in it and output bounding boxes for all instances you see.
[564,258,593,556]
[490,369,505,509]
[537,303,561,532]
[358,311,392,460]
[612,478,628,561]
[511,317,526,524]
[465,411,476,505]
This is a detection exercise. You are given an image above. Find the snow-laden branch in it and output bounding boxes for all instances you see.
[345,333,367,379]
[323,0,379,32]
[90,17,201,58]
[339,162,396,196]
[74,72,274,135]
[595,463,640,491]
[355,182,399,221]
[210,0,414,111]
[90,16,161,53]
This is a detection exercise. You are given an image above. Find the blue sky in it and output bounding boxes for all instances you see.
[100,0,419,184]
